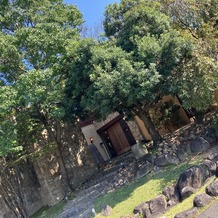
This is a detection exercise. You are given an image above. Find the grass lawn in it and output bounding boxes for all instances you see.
[94,156,211,218]
[31,155,218,218]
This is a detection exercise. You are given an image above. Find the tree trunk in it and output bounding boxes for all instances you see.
[134,109,162,147]
[0,168,28,218]
[192,109,205,124]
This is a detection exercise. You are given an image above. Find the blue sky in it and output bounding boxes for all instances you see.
[64,0,120,27]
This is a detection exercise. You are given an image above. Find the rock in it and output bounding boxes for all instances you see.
[101,205,113,216]
[177,165,209,198]
[135,162,152,180]
[162,185,180,206]
[131,144,148,159]
[174,207,198,218]
[176,142,192,161]
[133,202,150,217]
[181,186,196,200]
[154,153,180,167]
[206,180,218,196]
[133,195,167,218]
[140,153,155,165]
[148,195,167,217]
[190,137,210,154]
[203,128,218,144]
[193,193,214,207]
[204,160,217,176]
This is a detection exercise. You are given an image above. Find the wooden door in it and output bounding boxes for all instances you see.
[107,122,131,155]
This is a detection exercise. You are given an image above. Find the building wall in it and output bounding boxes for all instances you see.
[81,124,110,161]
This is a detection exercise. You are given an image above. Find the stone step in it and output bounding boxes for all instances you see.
[79,171,117,193]
[58,201,93,218]
[77,207,94,218]
[59,153,136,218]
[64,190,100,210]
[75,170,118,195]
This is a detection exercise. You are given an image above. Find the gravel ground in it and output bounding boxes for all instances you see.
[197,202,218,218]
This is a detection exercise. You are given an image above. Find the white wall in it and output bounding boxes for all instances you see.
[81,124,110,161]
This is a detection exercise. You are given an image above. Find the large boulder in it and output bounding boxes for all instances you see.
[203,160,217,176]
[154,153,179,167]
[162,185,180,206]
[174,207,198,218]
[148,195,167,216]
[206,180,218,197]
[190,137,210,154]
[133,195,167,218]
[193,193,214,207]
[136,154,154,179]
[180,186,196,200]
[133,202,151,218]
[135,162,153,180]
[131,143,148,159]
[177,165,209,199]
[203,128,218,144]
[176,143,192,161]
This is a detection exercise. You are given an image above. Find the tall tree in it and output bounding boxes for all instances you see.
[64,0,193,145]
[100,0,192,142]
[0,0,83,211]
[160,0,218,118]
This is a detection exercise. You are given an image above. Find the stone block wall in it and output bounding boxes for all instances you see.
[59,122,97,188]
[0,122,98,217]
[126,120,144,142]
[33,151,66,206]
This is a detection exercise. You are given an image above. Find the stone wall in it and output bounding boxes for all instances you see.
[60,123,97,189]
[126,120,143,142]
[0,122,97,217]
[0,160,43,217]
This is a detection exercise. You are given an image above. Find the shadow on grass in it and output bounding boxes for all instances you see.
[30,200,67,218]
[94,156,203,217]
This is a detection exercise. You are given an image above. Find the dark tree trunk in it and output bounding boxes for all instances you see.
[0,168,28,218]
[134,108,162,147]
[192,109,205,124]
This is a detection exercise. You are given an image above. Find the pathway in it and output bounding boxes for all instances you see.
[57,152,150,218]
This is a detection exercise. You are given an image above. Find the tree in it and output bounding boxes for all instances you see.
[0,0,83,215]
[160,0,218,119]
[79,0,192,144]
[64,9,193,146]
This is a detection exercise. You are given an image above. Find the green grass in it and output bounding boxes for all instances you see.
[30,155,213,218]
[30,200,67,218]
[94,156,205,218]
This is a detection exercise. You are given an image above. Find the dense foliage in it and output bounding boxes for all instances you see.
[64,0,195,143]
[0,0,82,156]
[0,1,217,216]
[0,0,217,161]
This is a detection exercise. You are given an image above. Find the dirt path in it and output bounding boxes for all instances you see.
[197,202,218,218]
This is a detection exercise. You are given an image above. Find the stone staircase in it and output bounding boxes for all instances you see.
[58,152,139,218]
